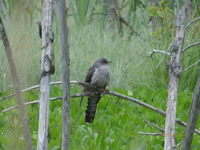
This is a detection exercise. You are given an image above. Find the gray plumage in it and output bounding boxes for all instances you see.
[81,58,111,123]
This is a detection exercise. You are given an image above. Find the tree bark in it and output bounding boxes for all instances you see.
[0,15,32,150]
[37,0,54,149]
[164,4,186,150]
[56,0,71,149]
[149,0,159,32]
[184,0,193,22]
[181,68,200,150]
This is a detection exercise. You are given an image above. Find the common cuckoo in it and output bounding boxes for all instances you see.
[81,58,111,123]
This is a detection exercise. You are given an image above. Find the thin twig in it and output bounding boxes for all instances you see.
[183,59,200,72]
[182,41,200,52]
[2,92,98,113]
[172,141,183,149]
[152,49,170,55]
[143,119,165,132]
[0,81,62,101]
[137,132,163,136]
[147,49,170,60]
[155,41,174,69]
[185,16,200,29]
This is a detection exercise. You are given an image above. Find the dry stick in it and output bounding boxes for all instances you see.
[0,81,62,101]
[118,14,145,41]
[143,119,165,132]
[57,0,70,149]
[137,132,163,136]
[182,41,200,52]
[37,0,54,149]
[148,49,171,56]
[155,41,173,69]
[2,81,200,135]
[0,16,33,150]
[138,120,164,136]
[183,59,200,72]
[185,16,200,29]
[2,92,98,113]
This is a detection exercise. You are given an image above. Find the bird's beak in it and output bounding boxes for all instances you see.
[108,61,112,63]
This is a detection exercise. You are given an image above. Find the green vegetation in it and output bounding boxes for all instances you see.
[0,0,200,149]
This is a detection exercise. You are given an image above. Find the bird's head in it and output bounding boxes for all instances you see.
[97,58,112,65]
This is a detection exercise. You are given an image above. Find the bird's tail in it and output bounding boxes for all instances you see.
[85,95,100,123]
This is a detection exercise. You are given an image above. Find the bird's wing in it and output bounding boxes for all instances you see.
[85,66,95,83]
[80,66,96,107]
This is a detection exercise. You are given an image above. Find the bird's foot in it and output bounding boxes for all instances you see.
[101,87,105,92]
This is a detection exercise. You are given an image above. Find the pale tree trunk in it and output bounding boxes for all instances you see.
[0,15,33,150]
[56,0,71,149]
[164,4,186,150]
[181,68,200,150]
[37,0,54,149]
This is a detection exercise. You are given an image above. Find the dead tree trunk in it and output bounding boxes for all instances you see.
[37,0,54,149]
[57,0,71,149]
[164,5,186,150]
[0,15,32,150]
[181,68,200,150]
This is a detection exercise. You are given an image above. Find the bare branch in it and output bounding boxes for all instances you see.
[152,49,170,55]
[2,92,98,113]
[0,81,62,101]
[0,81,102,101]
[155,41,173,69]
[173,141,183,149]
[138,132,163,136]
[143,119,165,132]
[2,81,200,136]
[147,49,170,60]
[185,16,200,29]
[183,59,200,72]
[182,41,200,52]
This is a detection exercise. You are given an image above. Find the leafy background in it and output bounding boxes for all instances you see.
[0,0,200,149]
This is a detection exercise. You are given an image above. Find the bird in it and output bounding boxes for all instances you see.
[81,58,111,123]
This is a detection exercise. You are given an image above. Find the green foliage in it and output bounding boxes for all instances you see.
[0,87,200,149]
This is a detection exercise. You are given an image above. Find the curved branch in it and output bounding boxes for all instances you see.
[155,41,173,69]
[0,81,62,101]
[183,59,200,72]
[2,83,200,136]
[185,16,200,29]
[182,41,200,53]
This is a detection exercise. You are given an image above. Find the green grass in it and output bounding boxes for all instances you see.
[1,87,200,149]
